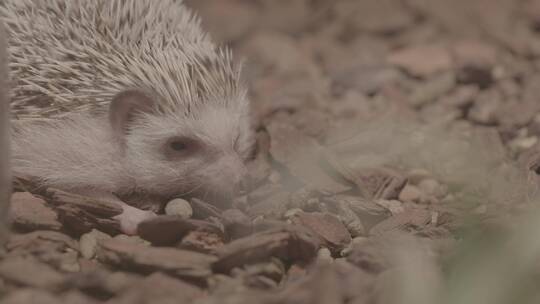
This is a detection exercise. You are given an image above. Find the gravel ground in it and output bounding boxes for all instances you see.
[3,0,540,303]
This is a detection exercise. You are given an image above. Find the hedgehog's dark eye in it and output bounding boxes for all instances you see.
[169,140,188,151]
[164,136,199,158]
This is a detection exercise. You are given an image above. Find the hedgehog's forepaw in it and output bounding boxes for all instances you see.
[113,203,157,236]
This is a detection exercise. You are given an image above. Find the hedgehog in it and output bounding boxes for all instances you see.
[1,0,255,235]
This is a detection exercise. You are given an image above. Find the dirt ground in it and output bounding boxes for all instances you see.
[3,0,540,303]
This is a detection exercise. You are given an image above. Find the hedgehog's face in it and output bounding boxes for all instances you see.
[109,90,254,203]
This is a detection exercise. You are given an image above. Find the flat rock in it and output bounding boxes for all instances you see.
[44,188,123,217]
[137,215,224,246]
[388,45,452,78]
[213,226,319,273]
[97,239,216,283]
[0,256,65,290]
[9,192,62,232]
[107,272,202,304]
[451,40,498,68]
[291,212,352,253]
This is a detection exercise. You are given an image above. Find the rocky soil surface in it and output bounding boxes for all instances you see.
[4,0,540,303]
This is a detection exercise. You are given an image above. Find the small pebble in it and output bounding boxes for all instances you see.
[508,136,538,153]
[80,229,111,259]
[344,219,365,238]
[418,179,447,198]
[399,184,422,203]
[316,247,333,265]
[340,236,368,257]
[165,198,193,219]
[407,168,431,185]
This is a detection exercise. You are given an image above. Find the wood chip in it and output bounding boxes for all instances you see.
[137,215,224,246]
[369,208,432,236]
[213,226,319,273]
[349,168,408,201]
[291,212,352,253]
[97,239,216,283]
[56,205,121,236]
[45,188,123,218]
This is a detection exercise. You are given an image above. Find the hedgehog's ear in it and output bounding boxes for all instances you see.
[109,89,155,146]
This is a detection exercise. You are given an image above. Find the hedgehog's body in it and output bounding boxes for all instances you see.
[2,0,254,234]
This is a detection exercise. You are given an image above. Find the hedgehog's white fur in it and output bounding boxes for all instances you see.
[3,0,254,209]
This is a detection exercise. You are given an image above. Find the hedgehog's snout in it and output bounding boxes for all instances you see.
[219,154,247,186]
[205,154,247,195]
